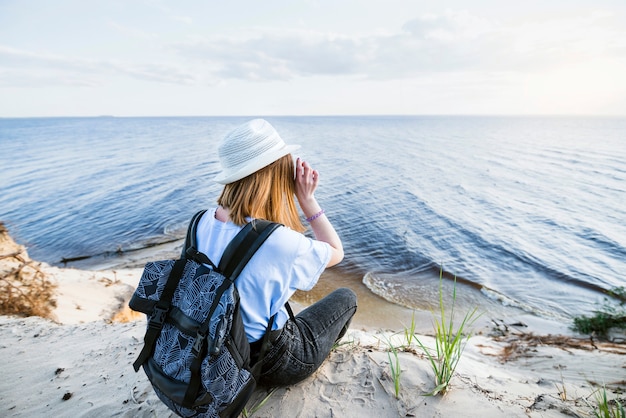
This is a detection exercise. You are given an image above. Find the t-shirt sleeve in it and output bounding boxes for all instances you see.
[267,226,331,291]
[291,233,332,291]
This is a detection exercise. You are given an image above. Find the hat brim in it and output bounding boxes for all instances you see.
[214,144,300,184]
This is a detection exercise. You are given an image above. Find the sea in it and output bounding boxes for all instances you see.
[1,115,625,324]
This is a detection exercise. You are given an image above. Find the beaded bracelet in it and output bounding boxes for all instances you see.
[305,209,325,222]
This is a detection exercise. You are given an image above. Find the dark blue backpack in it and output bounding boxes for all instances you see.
[130,210,280,417]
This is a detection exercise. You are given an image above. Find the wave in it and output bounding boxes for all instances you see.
[343,182,618,320]
[362,267,571,321]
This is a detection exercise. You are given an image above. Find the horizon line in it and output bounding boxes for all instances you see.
[2,113,625,119]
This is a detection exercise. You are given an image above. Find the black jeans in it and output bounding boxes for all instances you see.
[258,287,357,387]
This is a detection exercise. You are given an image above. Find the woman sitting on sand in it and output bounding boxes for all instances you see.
[195,118,357,386]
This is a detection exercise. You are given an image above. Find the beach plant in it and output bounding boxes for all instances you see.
[332,335,356,351]
[572,287,626,339]
[383,312,418,399]
[589,385,625,418]
[242,388,278,417]
[415,269,480,396]
[387,340,402,399]
[403,310,417,346]
[555,372,567,401]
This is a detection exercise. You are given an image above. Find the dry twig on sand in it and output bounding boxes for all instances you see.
[0,222,57,319]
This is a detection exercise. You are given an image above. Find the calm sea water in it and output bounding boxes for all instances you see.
[1,116,624,322]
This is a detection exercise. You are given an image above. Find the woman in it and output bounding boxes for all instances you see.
[195,118,357,386]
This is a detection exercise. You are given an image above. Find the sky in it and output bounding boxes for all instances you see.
[1,0,626,117]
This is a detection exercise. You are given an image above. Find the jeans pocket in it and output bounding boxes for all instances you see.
[261,350,316,386]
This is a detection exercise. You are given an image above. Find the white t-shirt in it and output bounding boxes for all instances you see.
[195,208,331,342]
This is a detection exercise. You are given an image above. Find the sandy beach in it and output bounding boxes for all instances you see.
[1,226,624,417]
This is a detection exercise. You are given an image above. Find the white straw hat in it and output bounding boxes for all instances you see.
[214,119,300,184]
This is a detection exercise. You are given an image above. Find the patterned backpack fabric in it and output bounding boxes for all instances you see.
[129,210,280,417]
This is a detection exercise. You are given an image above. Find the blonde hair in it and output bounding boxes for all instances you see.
[217,154,305,233]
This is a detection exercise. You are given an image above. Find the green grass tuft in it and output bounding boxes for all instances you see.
[416,268,481,396]
[387,341,402,399]
[242,388,278,417]
[572,287,626,339]
[590,385,625,418]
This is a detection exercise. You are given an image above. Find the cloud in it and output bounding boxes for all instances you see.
[169,9,626,82]
[2,9,624,90]
[170,30,367,81]
[401,10,493,41]
[0,70,100,88]
[0,45,198,87]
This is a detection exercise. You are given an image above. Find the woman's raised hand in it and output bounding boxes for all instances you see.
[295,157,319,211]
[294,157,344,267]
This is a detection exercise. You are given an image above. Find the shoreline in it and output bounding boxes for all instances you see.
[60,236,578,336]
[2,227,625,417]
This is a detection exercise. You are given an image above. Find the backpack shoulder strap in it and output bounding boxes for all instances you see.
[218,219,281,281]
[181,209,220,270]
[184,209,207,252]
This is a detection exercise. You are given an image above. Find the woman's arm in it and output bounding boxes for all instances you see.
[294,158,344,267]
